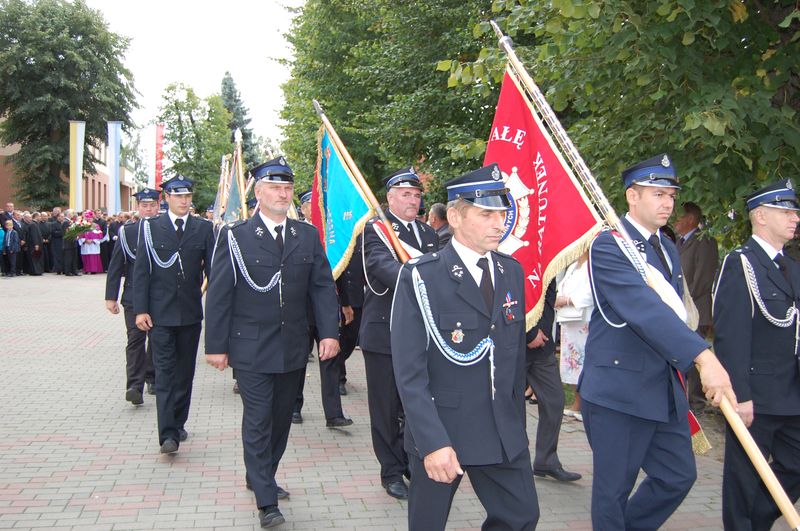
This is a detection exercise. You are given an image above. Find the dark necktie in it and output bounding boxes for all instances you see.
[407,222,420,248]
[175,218,184,241]
[648,234,671,276]
[275,225,284,252]
[774,254,793,293]
[476,257,494,312]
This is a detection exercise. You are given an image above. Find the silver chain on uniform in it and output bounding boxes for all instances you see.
[227,230,281,293]
[740,253,798,327]
[410,266,496,399]
[143,219,184,276]
[118,224,135,262]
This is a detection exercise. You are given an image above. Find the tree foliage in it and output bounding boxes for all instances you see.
[220,72,261,168]
[156,83,233,211]
[280,0,492,201]
[281,0,800,249]
[0,0,136,208]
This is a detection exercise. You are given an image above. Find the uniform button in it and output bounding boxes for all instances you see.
[236,332,241,336]
[490,324,495,330]
[613,360,619,365]
[281,321,285,326]
[432,253,437,257]
[456,322,462,327]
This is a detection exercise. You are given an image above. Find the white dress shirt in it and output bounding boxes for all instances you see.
[451,236,495,288]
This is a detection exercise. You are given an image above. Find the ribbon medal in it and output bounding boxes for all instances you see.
[451,328,464,344]
[503,292,518,321]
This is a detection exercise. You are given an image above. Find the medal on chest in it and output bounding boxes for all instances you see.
[503,292,518,321]
[451,323,464,344]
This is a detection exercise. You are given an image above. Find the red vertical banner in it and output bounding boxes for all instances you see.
[155,123,165,190]
[484,68,602,329]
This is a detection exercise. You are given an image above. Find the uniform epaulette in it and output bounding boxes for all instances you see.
[229,219,248,229]
[491,249,515,260]
[405,252,440,267]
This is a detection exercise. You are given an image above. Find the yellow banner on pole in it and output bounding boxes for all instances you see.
[69,120,85,210]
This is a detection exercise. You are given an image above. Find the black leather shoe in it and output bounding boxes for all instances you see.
[338,382,347,396]
[382,480,409,499]
[326,416,353,428]
[160,439,178,454]
[125,388,143,406]
[292,411,303,424]
[145,382,155,395]
[534,466,581,482]
[258,506,285,528]
[178,428,188,442]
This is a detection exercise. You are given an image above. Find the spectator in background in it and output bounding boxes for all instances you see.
[674,201,719,414]
[78,212,106,274]
[50,211,65,274]
[22,212,44,276]
[555,252,593,422]
[2,219,20,276]
[427,202,451,247]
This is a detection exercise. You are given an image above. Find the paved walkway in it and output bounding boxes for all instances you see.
[0,273,791,530]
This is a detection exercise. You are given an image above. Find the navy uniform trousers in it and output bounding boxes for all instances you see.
[580,221,708,530]
[360,214,439,484]
[714,238,800,530]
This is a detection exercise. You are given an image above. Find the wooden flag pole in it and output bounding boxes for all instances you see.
[489,20,800,530]
[312,100,409,263]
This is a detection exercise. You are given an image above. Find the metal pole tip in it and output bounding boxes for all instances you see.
[312,99,324,117]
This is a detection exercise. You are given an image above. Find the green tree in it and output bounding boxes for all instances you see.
[220,72,260,168]
[444,0,800,248]
[121,132,149,189]
[157,83,233,211]
[280,0,490,201]
[0,0,136,208]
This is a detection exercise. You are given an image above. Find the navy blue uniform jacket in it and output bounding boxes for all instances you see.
[204,215,339,374]
[580,219,708,422]
[105,221,140,309]
[359,212,439,355]
[133,214,215,327]
[391,244,529,465]
[713,238,800,414]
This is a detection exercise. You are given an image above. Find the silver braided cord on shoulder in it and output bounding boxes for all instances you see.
[740,254,797,328]
[227,230,281,293]
[411,267,496,399]
[143,219,183,276]
[589,233,627,329]
[362,223,390,297]
[118,224,135,262]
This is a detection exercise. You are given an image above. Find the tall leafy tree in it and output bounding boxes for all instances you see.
[220,72,260,168]
[0,0,136,208]
[444,0,800,247]
[157,83,233,211]
[120,132,149,188]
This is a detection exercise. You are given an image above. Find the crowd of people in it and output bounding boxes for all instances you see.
[0,201,140,277]
[8,150,800,530]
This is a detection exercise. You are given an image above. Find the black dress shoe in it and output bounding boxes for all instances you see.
[145,382,155,395]
[160,439,179,454]
[338,382,347,396]
[125,388,143,406]
[326,416,353,428]
[382,480,409,499]
[258,506,285,528]
[276,486,289,499]
[178,428,188,442]
[292,411,303,424]
[533,466,581,482]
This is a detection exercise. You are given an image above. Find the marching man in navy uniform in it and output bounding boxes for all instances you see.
[105,188,160,405]
[391,163,538,530]
[714,179,800,530]
[580,154,736,529]
[204,158,340,529]
[360,167,439,499]
[133,175,215,455]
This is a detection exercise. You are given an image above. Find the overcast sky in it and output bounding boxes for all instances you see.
[84,0,301,142]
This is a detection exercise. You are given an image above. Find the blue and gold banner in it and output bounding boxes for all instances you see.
[312,127,374,279]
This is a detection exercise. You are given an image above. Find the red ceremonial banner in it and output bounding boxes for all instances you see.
[484,68,602,330]
[155,123,165,190]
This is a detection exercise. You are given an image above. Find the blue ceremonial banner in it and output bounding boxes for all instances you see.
[312,127,374,279]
